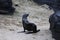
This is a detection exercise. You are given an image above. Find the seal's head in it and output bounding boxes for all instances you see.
[23,14,29,17]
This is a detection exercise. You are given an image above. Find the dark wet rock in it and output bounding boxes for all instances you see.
[52,30,60,40]
[49,11,60,40]
[33,0,60,11]
[0,0,15,15]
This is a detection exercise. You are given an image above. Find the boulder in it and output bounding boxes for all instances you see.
[0,0,15,15]
[33,0,60,11]
[49,11,60,40]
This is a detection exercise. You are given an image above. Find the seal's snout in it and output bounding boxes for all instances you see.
[26,14,29,16]
[22,13,29,18]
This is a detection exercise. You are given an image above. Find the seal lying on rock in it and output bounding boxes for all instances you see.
[22,14,40,33]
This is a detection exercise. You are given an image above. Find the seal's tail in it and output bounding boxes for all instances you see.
[37,29,40,32]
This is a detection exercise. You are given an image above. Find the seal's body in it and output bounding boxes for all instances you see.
[22,14,40,33]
